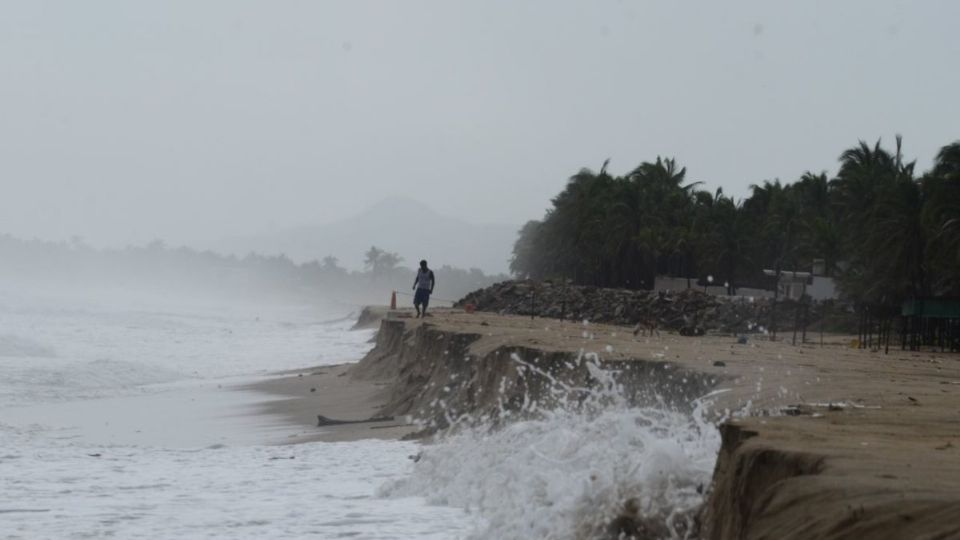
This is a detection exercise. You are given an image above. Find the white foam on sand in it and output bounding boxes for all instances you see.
[0,425,474,539]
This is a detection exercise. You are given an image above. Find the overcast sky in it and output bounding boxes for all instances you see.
[2,1,958,249]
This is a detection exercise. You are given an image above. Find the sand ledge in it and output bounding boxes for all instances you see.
[253,307,960,537]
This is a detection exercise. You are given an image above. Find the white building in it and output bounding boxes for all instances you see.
[761,268,838,301]
[653,256,839,301]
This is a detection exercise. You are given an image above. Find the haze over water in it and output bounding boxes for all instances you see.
[2,1,957,258]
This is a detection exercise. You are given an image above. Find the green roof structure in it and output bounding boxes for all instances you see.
[901,298,960,319]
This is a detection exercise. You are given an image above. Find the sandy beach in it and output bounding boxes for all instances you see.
[259,306,960,538]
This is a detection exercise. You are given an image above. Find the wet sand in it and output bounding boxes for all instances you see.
[245,363,417,443]
[2,377,304,447]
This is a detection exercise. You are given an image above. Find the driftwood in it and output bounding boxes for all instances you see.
[316,414,394,427]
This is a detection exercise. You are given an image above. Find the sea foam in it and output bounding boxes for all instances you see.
[383,356,721,539]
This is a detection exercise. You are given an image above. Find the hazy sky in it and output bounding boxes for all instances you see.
[2,1,958,249]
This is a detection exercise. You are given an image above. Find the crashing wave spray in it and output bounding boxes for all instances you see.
[382,352,723,539]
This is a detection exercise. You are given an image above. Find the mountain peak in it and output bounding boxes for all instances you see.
[363,196,437,215]
[217,197,517,274]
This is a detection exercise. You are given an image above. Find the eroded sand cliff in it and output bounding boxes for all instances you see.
[348,309,960,539]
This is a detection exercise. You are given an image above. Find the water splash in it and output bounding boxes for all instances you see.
[382,355,722,539]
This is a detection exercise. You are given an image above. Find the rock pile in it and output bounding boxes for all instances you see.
[456,280,853,335]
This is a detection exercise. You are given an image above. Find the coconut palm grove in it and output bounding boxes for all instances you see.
[510,138,960,314]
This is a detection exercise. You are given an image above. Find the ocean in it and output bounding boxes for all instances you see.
[0,288,718,539]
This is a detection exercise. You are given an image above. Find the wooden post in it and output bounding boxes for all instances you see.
[900,315,906,350]
[940,319,945,352]
[858,308,864,349]
[885,317,891,354]
[771,262,781,342]
[792,303,799,346]
[820,303,825,347]
[802,302,809,344]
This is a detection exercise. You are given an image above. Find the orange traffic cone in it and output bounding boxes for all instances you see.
[390,290,397,310]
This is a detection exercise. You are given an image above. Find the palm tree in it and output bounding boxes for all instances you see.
[702,193,752,295]
[364,246,403,279]
[794,172,831,215]
[798,216,841,277]
[624,157,701,289]
[931,141,960,181]
[833,137,919,306]
[363,246,383,272]
[923,142,960,293]
[551,163,617,285]
[510,220,545,278]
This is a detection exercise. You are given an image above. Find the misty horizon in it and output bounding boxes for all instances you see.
[2,195,518,274]
[3,1,958,255]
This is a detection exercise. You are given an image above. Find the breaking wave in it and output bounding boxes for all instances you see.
[382,357,722,539]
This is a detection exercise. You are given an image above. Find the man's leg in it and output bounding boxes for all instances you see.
[414,289,424,318]
[421,294,430,317]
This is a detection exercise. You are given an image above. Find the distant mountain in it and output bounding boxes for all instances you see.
[216,197,518,274]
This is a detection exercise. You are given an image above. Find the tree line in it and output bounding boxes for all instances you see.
[0,235,507,306]
[511,137,960,311]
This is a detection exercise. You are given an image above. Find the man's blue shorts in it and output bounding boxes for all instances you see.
[414,288,431,306]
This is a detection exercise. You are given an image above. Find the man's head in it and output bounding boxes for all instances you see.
[420,260,428,269]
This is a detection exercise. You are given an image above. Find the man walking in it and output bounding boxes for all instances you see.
[412,259,435,318]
